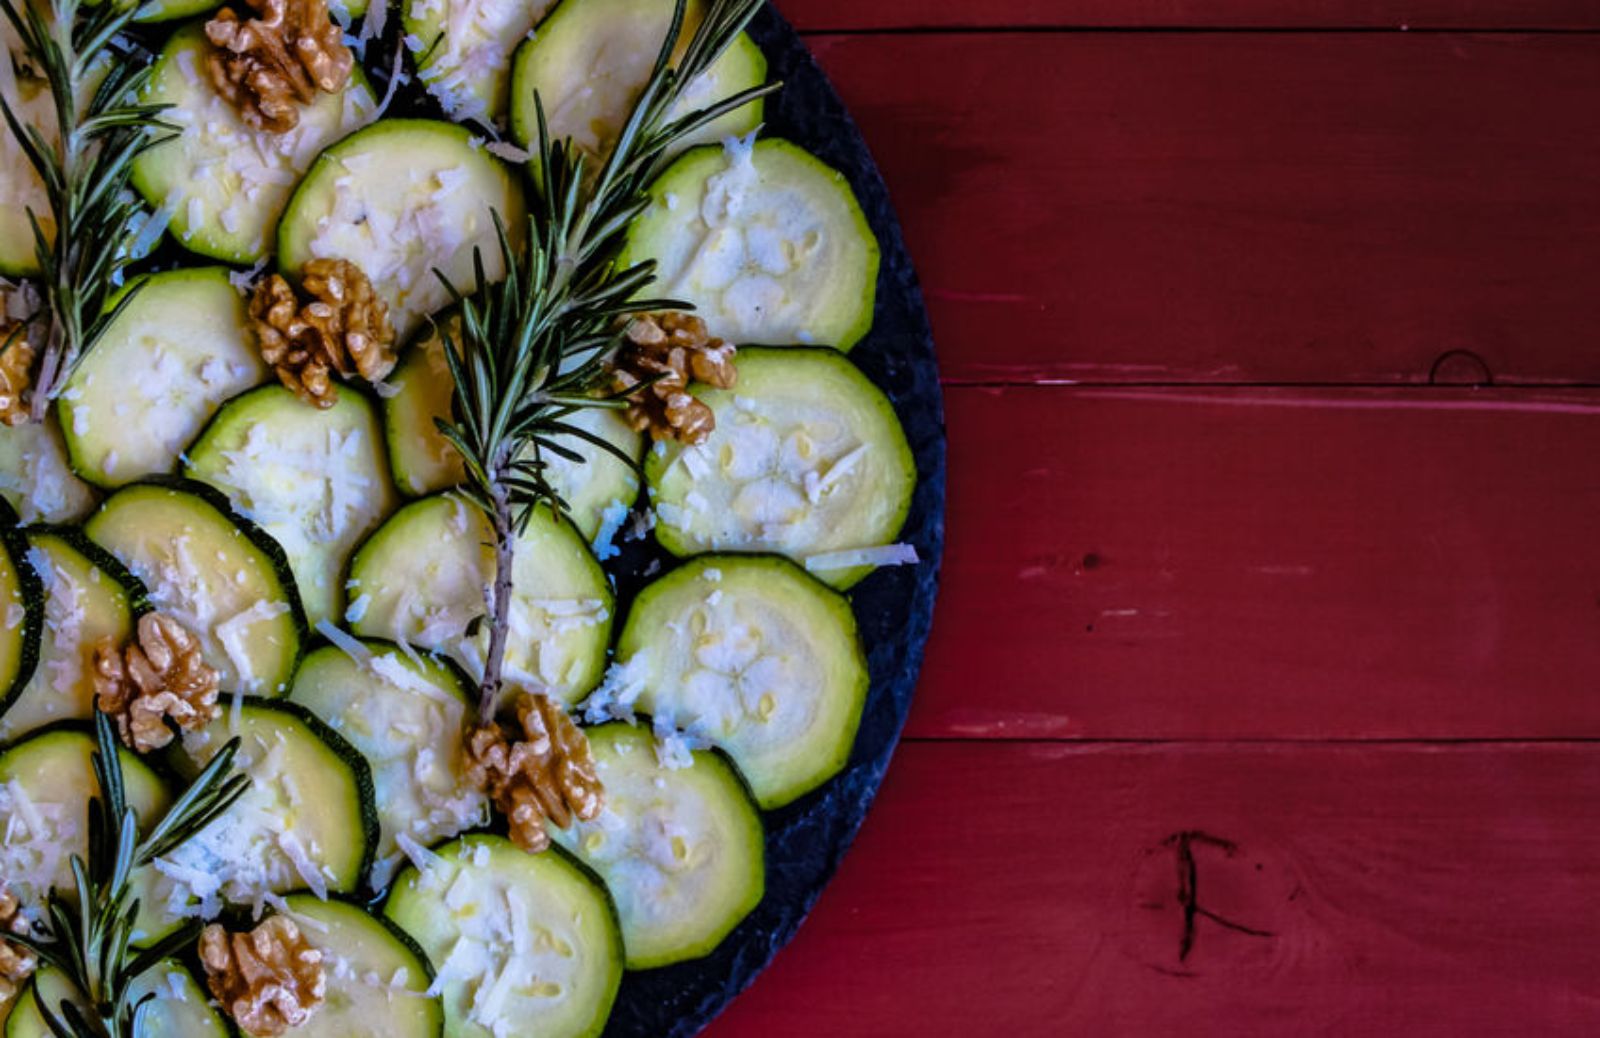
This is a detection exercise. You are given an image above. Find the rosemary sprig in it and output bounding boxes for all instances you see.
[6,713,249,1038]
[434,0,778,723]
[0,0,173,421]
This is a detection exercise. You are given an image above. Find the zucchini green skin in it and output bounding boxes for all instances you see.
[383,834,624,1038]
[615,554,869,809]
[84,477,308,697]
[0,497,43,722]
[553,722,766,969]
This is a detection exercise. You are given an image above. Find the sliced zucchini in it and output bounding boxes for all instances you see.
[145,699,377,921]
[552,723,764,968]
[277,120,529,340]
[620,139,879,351]
[508,0,765,166]
[0,412,99,524]
[347,495,612,706]
[290,640,488,888]
[132,23,379,264]
[0,528,142,742]
[606,555,867,808]
[58,268,268,488]
[278,894,444,1038]
[186,385,399,628]
[645,347,915,589]
[0,503,42,721]
[384,834,623,1038]
[384,317,641,538]
[404,0,557,123]
[84,481,305,696]
[6,961,227,1038]
[0,73,53,277]
[0,727,170,911]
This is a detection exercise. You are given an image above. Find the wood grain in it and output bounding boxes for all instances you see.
[711,741,1600,1036]
[804,32,1600,384]
[783,0,1600,31]
[906,384,1600,740]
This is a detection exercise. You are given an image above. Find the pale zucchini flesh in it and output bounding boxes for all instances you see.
[290,641,487,889]
[404,0,557,123]
[609,555,868,808]
[384,834,623,1038]
[0,413,99,525]
[132,24,379,264]
[6,961,227,1038]
[186,385,400,628]
[552,723,764,968]
[621,138,879,351]
[645,347,915,589]
[0,514,40,717]
[347,495,612,707]
[84,482,304,696]
[0,530,139,743]
[59,268,268,488]
[277,119,528,340]
[384,317,642,539]
[0,73,53,277]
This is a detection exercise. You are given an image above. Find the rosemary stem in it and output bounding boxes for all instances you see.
[479,450,518,724]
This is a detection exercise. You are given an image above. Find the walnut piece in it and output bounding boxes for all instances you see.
[93,612,221,754]
[249,260,396,409]
[0,888,34,1010]
[0,332,35,428]
[206,0,352,134]
[610,312,737,446]
[200,916,326,1038]
[466,691,604,854]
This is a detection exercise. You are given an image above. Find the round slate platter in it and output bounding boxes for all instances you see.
[598,8,946,1034]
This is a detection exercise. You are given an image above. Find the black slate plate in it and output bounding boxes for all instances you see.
[597,7,947,1035]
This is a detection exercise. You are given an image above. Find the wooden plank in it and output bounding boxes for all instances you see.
[783,0,1600,31]
[711,741,1600,1036]
[801,33,1600,384]
[904,385,1600,740]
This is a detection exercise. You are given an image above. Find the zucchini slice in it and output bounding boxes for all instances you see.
[403,0,557,123]
[84,481,305,696]
[508,0,765,166]
[620,138,879,351]
[605,555,867,809]
[0,73,53,277]
[347,495,612,707]
[552,723,764,968]
[277,119,529,340]
[0,727,171,912]
[278,894,445,1038]
[384,317,641,538]
[290,640,488,888]
[645,347,915,589]
[0,503,42,721]
[132,23,379,264]
[186,385,399,628]
[0,528,142,743]
[384,834,623,1038]
[6,961,227,1038]
[59,268,268,488]
[147,699,377,920]
[0,413,99,524]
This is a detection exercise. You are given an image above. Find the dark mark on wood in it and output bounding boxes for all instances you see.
[1163,830,1277,962]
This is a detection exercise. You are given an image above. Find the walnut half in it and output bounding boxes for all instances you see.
[206,0,352,134]
[250,260,396,409]
[200,916,326,1038]
[0,331,35,428]
[0,888,34,1011]
[466,692,604,854]
[92,612,221,754]
[610,312,737,446]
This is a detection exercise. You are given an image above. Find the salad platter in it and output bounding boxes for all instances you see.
[0,0,944,1034]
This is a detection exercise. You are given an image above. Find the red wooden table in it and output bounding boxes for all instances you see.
[709,3,1600,1034]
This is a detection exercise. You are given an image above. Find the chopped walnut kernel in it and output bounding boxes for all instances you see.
[0,332,35,428]
[466,692,604,854]
[206,0,352,134]
[0,888,34,1010]
[610,312,737,446]
[249,260,396,409]
[92,612,221,754]
[200,916,326,1038]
